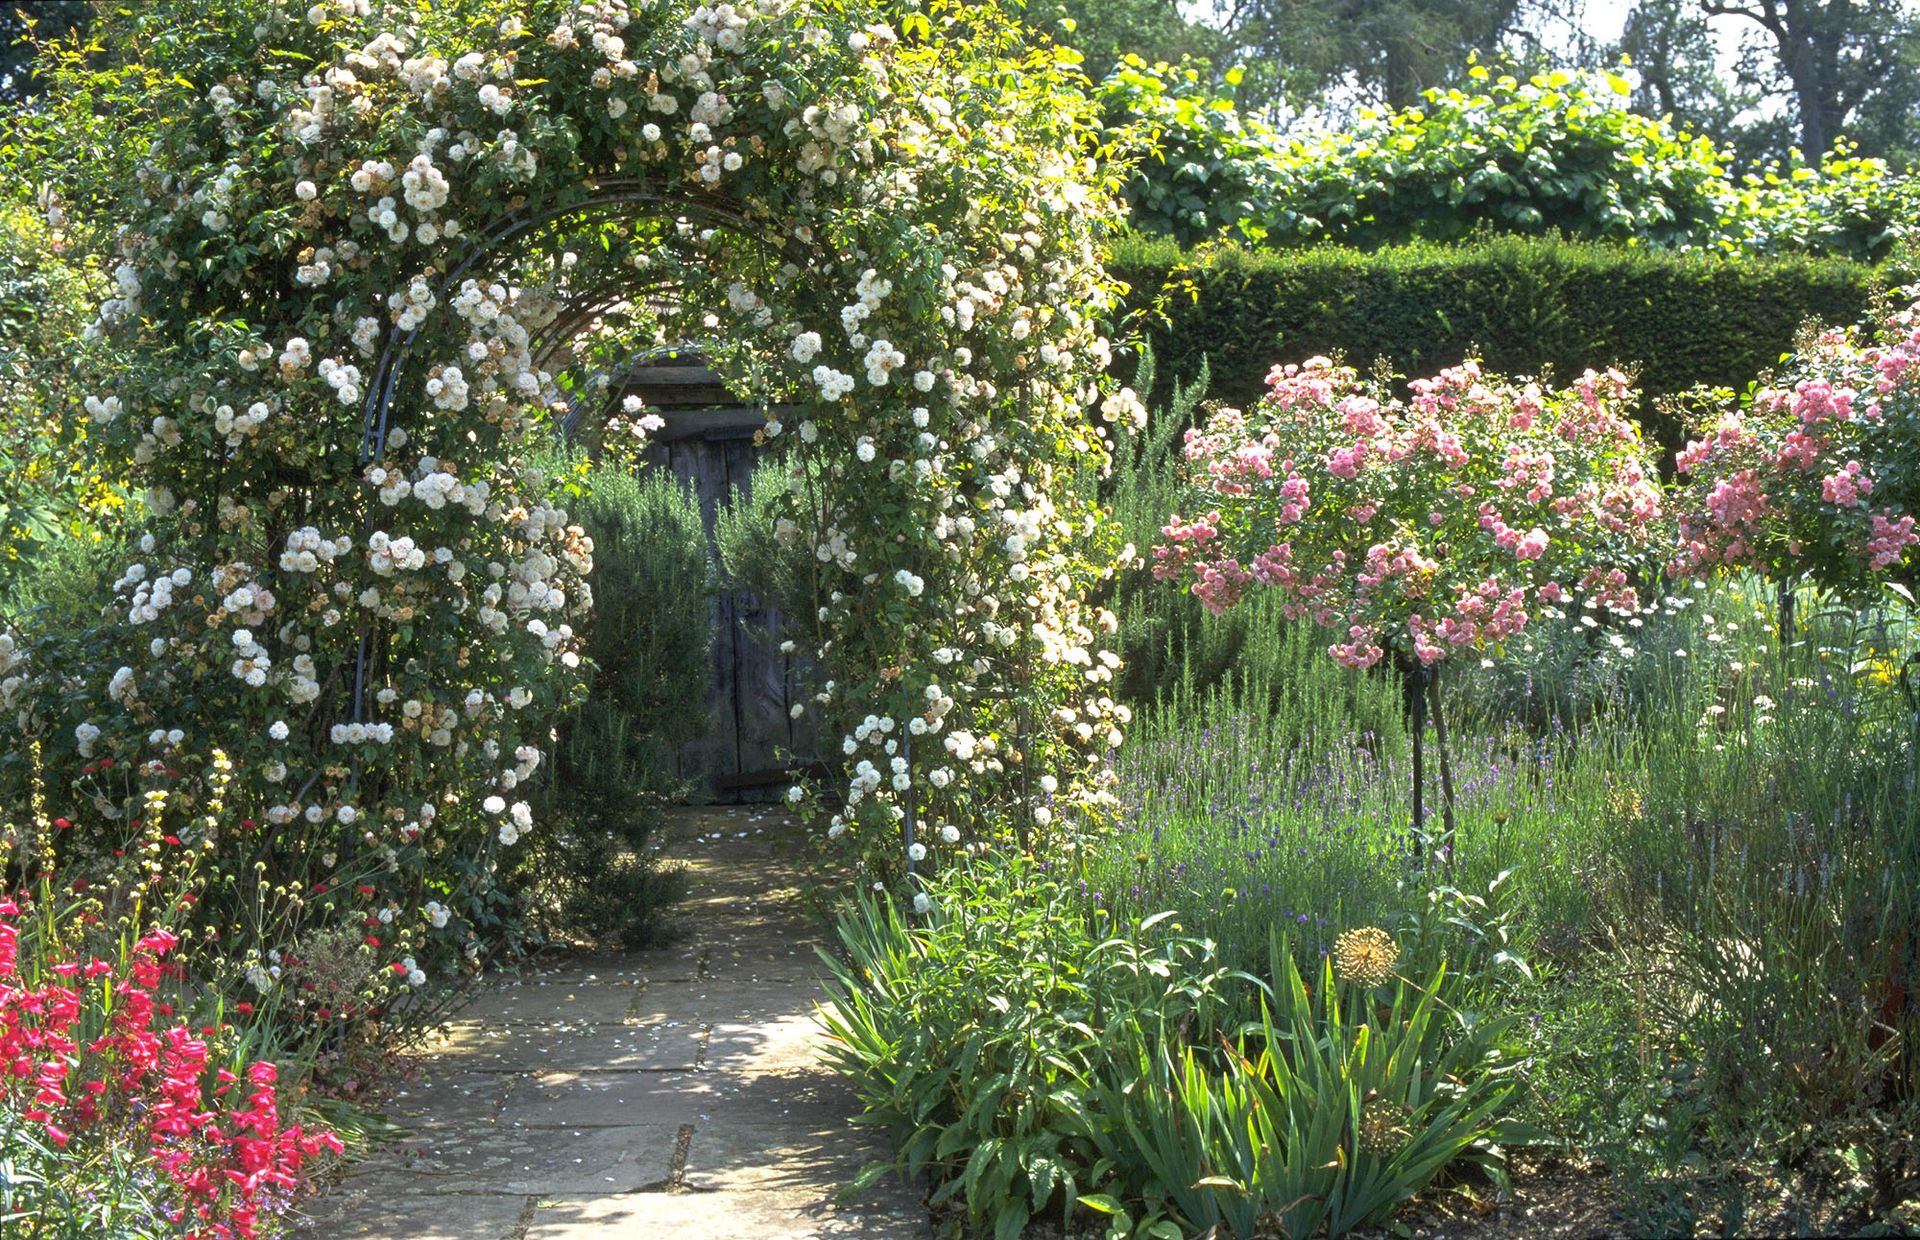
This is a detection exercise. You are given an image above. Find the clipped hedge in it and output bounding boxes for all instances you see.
[1111,234,1893,453]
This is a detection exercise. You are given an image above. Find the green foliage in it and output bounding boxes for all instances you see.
[1095,60,1285,245]
[0,522,124,630]
[0,1,91,109]
[0,1107,173,1239]
[1095,562,1920,1225]
[1026,0,1227,88]
[1614,0,1757,158]
[1086,937,1525,1239]
[0,198,120,591]
[0,0,1133,1037]
[819,858,1525,1238]
[1104,349,1246,702]
[818,858,1239,1240]
[5,0,1133,938]
[1217,0,1530,114]
[527,459,708,948]
[714,456,824,641]
[1100,60,1916,258]
[1110,232,1886,453]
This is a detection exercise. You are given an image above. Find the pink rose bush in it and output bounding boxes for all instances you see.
[1671,300,1920,592]
[1155,358,1665,669]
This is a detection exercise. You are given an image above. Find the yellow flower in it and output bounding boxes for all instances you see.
[1605,785,1644,823]
[1333,926,1399,988]
[1357,1098,1410,1157]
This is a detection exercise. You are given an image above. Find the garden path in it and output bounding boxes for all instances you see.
[300,807,931,1240]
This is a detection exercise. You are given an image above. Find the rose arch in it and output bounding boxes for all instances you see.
[11,0,1138,996]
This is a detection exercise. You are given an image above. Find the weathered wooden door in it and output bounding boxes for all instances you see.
[629,364,817,801]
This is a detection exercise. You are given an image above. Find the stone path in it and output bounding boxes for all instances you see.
[302,807,932,1240]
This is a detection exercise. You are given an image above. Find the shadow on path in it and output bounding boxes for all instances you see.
[300,807,930,1240]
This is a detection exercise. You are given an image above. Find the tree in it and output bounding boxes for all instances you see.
[1154,356,1664,850]
[0,1,89,108]
[1030,0,1229,84]
[1616,0,1757,144]
[1213,0,1531,111]
[1848,26,1920,163]
[1706,0,1920,157]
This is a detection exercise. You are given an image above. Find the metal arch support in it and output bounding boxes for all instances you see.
[354,176,779,465]
[346,177,791,725]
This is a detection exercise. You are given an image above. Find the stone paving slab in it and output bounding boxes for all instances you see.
[339,1120,681,1194]
[300,1182,528,1239]
[418,1016,714,1074]
[301,808,930,1240]
[522,1187,933,1239]
[499,1068,728,1127]
[454,971,649,1026]
[371,1070,515,1129]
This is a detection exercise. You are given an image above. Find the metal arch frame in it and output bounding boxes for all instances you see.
[355,177,773,464]
[526,283,707,436]
[347,178,790,724]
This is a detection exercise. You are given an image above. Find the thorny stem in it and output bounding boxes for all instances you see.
[1428,666,1458,884]
[1410,660,1427,861]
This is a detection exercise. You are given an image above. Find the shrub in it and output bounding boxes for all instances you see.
[1670,296,1920,595]
[1099,563,1920,1227]
[1104,350,1252,705]
[1152,355,1664,668]
[0,194,119,590]
[0,521,127,632]
[714,455,827,646]
[1110,234,1889,454]
[1083,931,1526,1240]
[818,858,1238,1240]
[525,459,707,948]
[8,0,1134,943]
[0,848,342,1238]
[819,859,1524,1238]
[1101,59,1916,259]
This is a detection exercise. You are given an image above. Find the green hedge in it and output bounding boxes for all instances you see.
[1110,234,1894,453]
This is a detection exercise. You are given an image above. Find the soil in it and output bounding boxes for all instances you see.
[1359,1157,1625,1239]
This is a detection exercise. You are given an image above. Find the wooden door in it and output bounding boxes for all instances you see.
[645,417,817,801]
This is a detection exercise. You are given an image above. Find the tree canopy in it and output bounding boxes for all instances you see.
[0,0,89,107]
[1038,0,1920,166]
